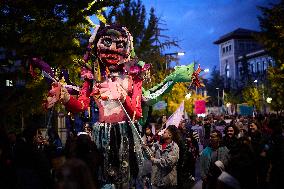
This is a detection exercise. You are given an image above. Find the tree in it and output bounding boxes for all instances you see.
[239,55,253,87]
[257,0,284,112]
[151,81,208,117]
[204,66,224,106]
[242,85,263,111]
[0,0,118,126]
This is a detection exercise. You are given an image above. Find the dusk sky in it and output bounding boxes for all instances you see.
[142,0,279,74]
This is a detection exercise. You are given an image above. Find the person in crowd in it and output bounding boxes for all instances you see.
[218,116,226,126]
[151,125,179,189]
[235,116,244,131]
[268,117,284,189]
[83,122,93,139]
[160,115,168,129]
[141,124,155,189]
[216,160,241,189]
[0,126,15,189]
[248,121,270,189]
[237,124,248,139]
[14,124,54,189]
[191,119,205,149]
[143,125,155,147]
[34,129,49,151]
[203,118,212,147]
[55,158,96,189]
[259,115,272,137]
[153,115,168,143]
[222,124,239,152]
[227,135,258,189]
[200,130,229,189]
[67,133,100,188]
[177,121,197,189]
[47,128,63,157]
[45,128,65,178]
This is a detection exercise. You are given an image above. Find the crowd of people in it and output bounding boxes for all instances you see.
[0,113,283,189]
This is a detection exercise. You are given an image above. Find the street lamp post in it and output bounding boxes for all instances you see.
[253,80,266,114]
[216,87,220,106]
[164,52,185,69]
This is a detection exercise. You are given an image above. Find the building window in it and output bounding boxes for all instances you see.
[229,45,231,51]
[238,64,242,78]
[225,63,230,78]
[254,64,256,73]
[6,80,13,87]
[239,43,244,51]
[246,43,251,51]
[223,47,225,54]
[263,60,267,71]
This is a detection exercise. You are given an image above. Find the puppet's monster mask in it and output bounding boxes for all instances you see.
[96,28,131,67]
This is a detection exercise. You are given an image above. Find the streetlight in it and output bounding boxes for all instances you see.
[204,68,210,73]
[216,87,220,106]
[164,52,185,69]
[266,97,272,104]
[185,92,192,100]
[177,52,185,56]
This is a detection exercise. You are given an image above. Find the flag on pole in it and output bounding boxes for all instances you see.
[166,101,185,128]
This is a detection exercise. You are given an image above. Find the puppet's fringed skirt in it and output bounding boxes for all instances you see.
[92,121,144,186]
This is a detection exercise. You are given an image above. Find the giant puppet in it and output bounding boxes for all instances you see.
[31,24,201,187]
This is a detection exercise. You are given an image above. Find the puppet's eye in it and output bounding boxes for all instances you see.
[102,38,112,47]
[116,41,127,49]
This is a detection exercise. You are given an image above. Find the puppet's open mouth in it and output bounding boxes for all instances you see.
[100,53,123,65]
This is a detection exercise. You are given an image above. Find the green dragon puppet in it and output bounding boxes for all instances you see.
[140,62,201,125]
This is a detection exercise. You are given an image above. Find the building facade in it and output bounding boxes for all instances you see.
[214,28,274,89]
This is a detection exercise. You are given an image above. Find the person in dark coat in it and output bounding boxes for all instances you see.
[55,158,96,189]
[248,121,270,189]
[268,117,284,189]
[222,124,239,152]
[14,125,53,189]
[67,133,100,188]
[227,136,257,189]
[177,121,196,189]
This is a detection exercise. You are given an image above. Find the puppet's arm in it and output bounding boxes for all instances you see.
[124,78,143,120]
[62,80,91,113]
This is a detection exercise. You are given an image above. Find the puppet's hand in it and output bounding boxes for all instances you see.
[45,82,61,109]
[99,80,127,101]
[60,85,70,104]
[81,67,93,80]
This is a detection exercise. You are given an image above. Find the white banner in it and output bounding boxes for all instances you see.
[166,101,185,128]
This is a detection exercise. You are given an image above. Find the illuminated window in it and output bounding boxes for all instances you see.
[225,62,230,78]
[6,80,13,87]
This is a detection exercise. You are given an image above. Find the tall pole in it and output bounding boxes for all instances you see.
[164,52,185,70]
[165,57,168,70]
[218,90,220,106]
[222,89,224,106]
[262,83,265,114]
[216,88,220,106]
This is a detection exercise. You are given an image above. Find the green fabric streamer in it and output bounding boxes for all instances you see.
[140,63,196,126]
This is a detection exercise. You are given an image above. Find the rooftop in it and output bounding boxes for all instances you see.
[214,28,259,44]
